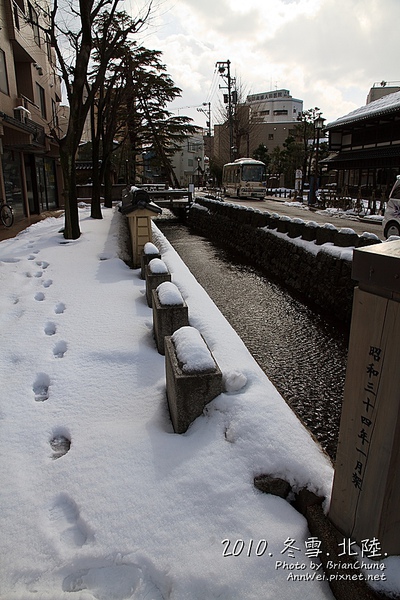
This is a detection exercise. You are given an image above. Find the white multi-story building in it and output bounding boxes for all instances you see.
[170,131,205,187]
[246,88,303,123]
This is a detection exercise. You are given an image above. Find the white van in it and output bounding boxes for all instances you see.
[383,176,400,238]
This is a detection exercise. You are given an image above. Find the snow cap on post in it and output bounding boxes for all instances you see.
[149,258,169,274]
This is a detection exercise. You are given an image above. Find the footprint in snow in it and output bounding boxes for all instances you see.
[44,322,57,336]
[34,292,45,302]
[42,279,52,288]
[49,493,92,548]
[53,341,67,358]
[0,257,20,263]
[55,302,66,314]
[36,260,49,269]
[62,562,165,599]
[33,373,50,402]
[50,429,71,459]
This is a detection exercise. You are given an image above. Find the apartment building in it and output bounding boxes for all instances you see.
[0,0,62,221]
[246,88,303,124]
[170,131,205,187]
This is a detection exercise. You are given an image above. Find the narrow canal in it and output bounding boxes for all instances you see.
[156,220,349,462]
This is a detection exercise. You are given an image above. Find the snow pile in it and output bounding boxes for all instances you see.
[361,232,380,240]
[223,369,248,393]
[157,281,184,306]
[322,223,337,230]
[338,227,356,234]
[263,226,354,259]
[172,326,216,373]
[144,241,160,255]
[149,257,169,273]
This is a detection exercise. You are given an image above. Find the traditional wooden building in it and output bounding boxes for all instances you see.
[324,91,400,200]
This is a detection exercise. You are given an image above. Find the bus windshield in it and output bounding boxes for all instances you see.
[242,164,266,182]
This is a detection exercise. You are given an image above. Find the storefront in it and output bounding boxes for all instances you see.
[1,115,61,220]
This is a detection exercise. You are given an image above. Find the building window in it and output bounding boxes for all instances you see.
[36,83,46,118]
[0,49,9,95]
[273,109,288,116]
[268,134,274,140]
[28,2,40,46]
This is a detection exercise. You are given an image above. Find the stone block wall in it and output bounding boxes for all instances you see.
[187,199,382,325]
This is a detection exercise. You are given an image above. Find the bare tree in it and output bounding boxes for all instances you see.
[47,0,151,238]
[214,79,269,164]
[296,107,322,192]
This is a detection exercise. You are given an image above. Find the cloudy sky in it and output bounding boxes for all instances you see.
[129,0,398,129]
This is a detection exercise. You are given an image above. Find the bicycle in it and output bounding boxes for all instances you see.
[0,201,14,228]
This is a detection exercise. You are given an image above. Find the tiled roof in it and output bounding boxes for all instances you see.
[324,146,400,163]
[326,91,400,130]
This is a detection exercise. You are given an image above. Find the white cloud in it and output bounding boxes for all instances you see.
[129,0,400,125]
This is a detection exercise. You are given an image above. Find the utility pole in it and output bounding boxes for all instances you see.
[197,102,211,137]
[216,60,235,162]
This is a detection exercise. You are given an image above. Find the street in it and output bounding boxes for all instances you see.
[208,194,385,240]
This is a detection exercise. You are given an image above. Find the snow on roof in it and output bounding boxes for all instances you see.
[326,91,400,129]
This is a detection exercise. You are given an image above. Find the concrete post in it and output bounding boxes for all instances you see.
[145,261,171,307]
[152,286,189,355]
[329,239,400,556]
[141,248,161,280]
[164,333,222,433]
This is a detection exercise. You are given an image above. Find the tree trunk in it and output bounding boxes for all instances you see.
[91,135,103,219]
[104,165,113,208]
[59,141,81,240]
[90,89,103,219]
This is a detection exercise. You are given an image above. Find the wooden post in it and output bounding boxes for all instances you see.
[329,239,400,556]
[126,208,156,268]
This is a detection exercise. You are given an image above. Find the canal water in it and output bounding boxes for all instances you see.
[156,220,349,462]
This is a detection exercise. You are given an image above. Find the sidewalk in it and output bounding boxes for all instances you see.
[0,206,396,599]
[0,210,64,242]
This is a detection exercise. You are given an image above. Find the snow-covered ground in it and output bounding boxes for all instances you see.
[281,199,385,222]
[0,205,399,599]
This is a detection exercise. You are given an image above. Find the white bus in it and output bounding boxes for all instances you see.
[222,158,266,199]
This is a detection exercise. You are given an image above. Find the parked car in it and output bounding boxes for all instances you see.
[383,176,400,238]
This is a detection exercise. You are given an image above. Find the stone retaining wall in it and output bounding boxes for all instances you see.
[187,198,382,325]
